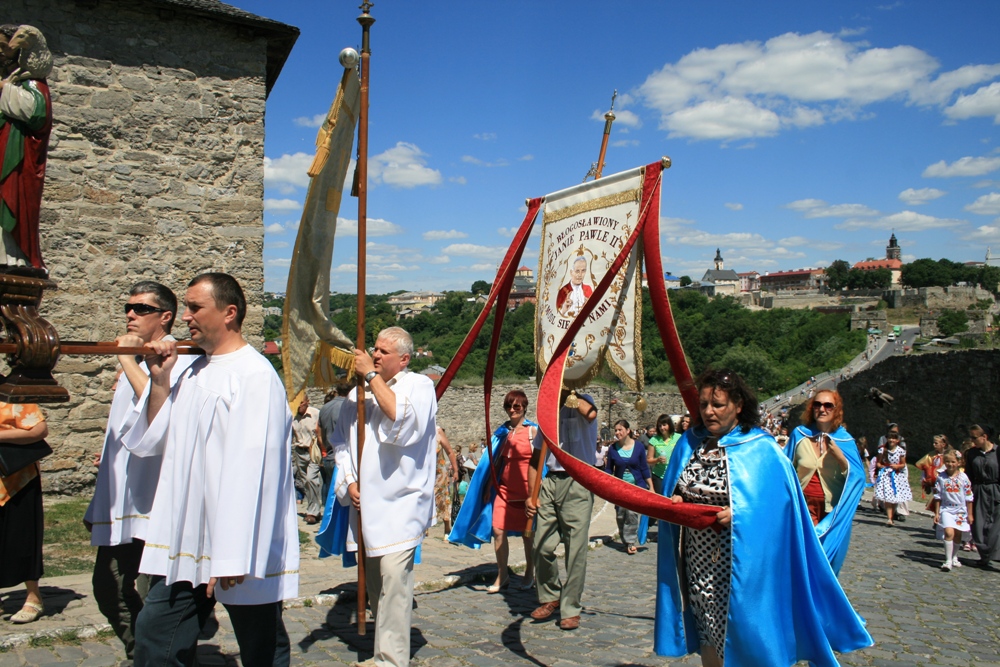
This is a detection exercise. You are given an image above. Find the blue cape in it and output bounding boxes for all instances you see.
[786,424,865,574]
[315,465,420,567]
[448,419,542,548]
[654,426,872,666]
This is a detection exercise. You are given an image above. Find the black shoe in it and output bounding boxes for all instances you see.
[896,515,906,523]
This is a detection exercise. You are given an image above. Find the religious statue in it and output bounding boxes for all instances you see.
[0,24,53,272]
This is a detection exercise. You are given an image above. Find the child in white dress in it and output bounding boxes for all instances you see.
[930,451,974,571]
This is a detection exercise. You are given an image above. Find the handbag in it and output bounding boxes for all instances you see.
[0,439,52,477]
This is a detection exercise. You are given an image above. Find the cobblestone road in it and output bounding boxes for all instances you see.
[2,505,997,666]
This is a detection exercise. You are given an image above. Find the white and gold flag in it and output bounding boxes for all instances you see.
[282,68,360,405]
[535,166,645,390]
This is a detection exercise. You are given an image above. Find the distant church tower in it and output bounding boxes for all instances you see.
[714,248,724,270]
[886,233,901,261]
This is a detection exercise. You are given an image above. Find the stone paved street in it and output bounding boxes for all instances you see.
[2,502,997,666]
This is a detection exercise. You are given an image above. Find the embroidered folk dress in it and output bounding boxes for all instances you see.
[934,471,973,540]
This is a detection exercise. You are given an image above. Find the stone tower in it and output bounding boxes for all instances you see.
[886,233,901,261]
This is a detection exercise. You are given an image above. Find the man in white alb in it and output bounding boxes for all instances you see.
[332,326,437,667]
[84,281,195,661]
[124,273,298,667]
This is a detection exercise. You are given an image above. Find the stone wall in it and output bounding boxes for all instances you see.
[837,350,1000,461]
[850,309,888,332]
[9,0,276,493]
[886,286,993,309]
[423,383,685,456]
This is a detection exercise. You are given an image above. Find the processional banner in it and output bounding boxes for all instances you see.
[282,67,360,404]
[535,166,645,391]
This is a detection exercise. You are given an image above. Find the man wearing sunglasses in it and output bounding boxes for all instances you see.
[84,281,195,662]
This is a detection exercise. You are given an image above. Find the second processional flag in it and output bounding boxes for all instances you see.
[535,165,647,391]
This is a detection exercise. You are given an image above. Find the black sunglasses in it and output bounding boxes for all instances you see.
[124,303,168,316]
[813,401,835,411]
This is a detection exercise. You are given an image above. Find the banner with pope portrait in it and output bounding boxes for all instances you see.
[535,165,645,391]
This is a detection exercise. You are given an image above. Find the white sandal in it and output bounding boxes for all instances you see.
[10,601,44,624]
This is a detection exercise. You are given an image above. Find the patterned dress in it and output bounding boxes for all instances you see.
[434,435,453,525]
[874,447,912,505]
[676,441,732,658]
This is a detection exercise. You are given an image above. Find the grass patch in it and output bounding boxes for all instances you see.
[29,635,53,648]
[299,530,310,545]
[43,497,97,577]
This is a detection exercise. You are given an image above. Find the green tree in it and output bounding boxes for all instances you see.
[937,309,968,337]
[824,260,851,290]
[471,280,491,295]
[679,275,692,287]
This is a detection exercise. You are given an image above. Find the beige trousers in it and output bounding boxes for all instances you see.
[366,546,417,667]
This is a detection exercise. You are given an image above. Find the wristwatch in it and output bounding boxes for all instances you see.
[364,370,378,384]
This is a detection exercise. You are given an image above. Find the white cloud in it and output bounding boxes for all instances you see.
[441,243,507,259]
[462,155,510,168]
[963,224,1000,243]
[518,155,534,161]
[293,114,326,128]
[779,236,843,251]
[264,198,302,212]
[785,199,878,218]
[332,263,358,273]
[923,156,1000,178]
[724,202,743,211]
[428,256,450,265]
[423,229,468,240]
[591,108,642,128]
[467,262,496,271]
[612,139,640,148]
[835,210,964,231]
[264,153,313,189]
[369,142,442,188]
[944,81,1000,122]
[637,30,1000,141]
[473,132,497,141]
[336,217,404,237]
[965,192,1000,215]
[898,187,946,205]
[266,241,289,250]
[267,258,291,267]
[449,176,468,185]
[665,230,772,249]
[265,222,285,234]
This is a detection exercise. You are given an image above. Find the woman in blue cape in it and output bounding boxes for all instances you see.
[655,369,871,667]
[449,390,541,592]
[786,389,865,574]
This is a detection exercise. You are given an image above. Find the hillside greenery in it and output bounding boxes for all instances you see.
[263,289,865,395]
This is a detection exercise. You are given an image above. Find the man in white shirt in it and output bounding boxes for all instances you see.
[126,273,298,667]
[84,281,194,661]
[332,326,437,667]
[526,390,598,631]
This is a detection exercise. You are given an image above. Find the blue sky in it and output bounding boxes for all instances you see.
[234,1,1000,293]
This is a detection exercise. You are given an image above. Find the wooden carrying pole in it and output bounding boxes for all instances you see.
[526,91,617,535]
[354,1,375,636]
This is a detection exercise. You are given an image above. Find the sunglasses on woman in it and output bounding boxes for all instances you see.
[812,402,835,411]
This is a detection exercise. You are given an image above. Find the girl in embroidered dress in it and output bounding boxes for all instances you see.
[930,451,974,571]
[874,432,911,526]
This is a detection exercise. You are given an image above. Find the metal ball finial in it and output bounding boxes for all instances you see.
[339,48,360,68]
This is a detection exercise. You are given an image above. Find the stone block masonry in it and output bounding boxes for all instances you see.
[8,0,286,493]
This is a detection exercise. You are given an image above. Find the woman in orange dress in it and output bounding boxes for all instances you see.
[0,401,48,624]
[487,390,538,593]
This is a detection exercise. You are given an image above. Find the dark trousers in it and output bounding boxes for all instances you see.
[134,576,290,667]
[93,540,149,659]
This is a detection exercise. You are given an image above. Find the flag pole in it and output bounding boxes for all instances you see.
[593,90,616,180]
[527,91,617,536]
[354,0,375,636]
